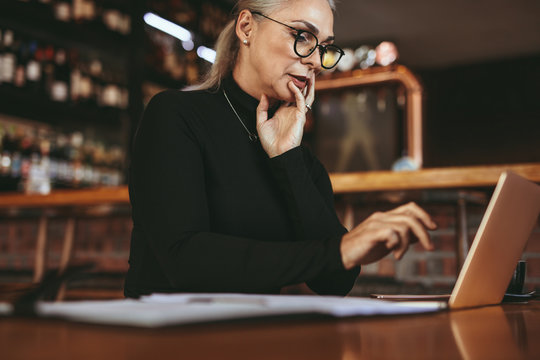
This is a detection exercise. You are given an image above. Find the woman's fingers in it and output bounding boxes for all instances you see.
[389,202,437,230]
[287,80,306,112]
[256,93,269,127]
[383,214,434,253]
[343,204,436,267]
[305,72,316,108]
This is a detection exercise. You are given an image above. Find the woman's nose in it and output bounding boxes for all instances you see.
[301,47,323,72]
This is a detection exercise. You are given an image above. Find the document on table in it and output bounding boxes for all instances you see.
[29,293,446,328]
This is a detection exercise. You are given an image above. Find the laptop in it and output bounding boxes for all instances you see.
[373,170,540,309]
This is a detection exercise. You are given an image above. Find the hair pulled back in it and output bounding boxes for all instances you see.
[192,0,335,91]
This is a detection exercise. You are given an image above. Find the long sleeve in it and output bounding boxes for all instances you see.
[126,90,356,296]
[268,147,360,295]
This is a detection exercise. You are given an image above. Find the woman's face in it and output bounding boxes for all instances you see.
[235,0,334,102]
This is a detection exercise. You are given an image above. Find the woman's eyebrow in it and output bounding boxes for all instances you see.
[292,19,318,33]
[291,19,335,42]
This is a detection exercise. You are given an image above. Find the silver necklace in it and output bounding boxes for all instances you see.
[222,89,258,142]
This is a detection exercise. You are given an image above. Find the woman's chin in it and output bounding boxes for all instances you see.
[277,90,296,104]
[267,85,296,104]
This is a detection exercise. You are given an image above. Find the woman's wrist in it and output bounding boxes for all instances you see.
[340,233,355,270]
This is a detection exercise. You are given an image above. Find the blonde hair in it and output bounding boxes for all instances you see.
[192,0,336,91]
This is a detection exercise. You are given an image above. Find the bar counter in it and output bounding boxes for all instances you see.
[1,301,539,359]
[1,163,539,208]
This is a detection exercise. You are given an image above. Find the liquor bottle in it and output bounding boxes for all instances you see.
[70,131,84,187]
[14,40,28,88]
[42,44,55,98]
[25,41,43,94]
[10,126,23,189]
[88,58,103,107]
[102,8,121,33]
[53,0,72,22]
[1,29,17,87]
[47,131,60,187]
[101,68,121,108]
[77,56,93,106]
[18,128,35,191]
[80,136,93,187]
[0,125,13,179]
[82,0,97,24]
[118,11,131,35]
[54,132,70,187]
[68,48,82,103]
[0,28,3,86]
[0,124,7,190]
[50,48,69,102]
[72,0,85,24]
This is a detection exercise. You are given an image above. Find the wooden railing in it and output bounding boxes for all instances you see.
[1,163,539,209]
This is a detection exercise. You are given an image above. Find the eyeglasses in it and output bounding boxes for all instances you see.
[251,11,344,70]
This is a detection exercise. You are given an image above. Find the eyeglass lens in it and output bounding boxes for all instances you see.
[294,32,342,69]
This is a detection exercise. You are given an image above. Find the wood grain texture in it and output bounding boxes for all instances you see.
[329,163,540,193]
[1,302,539,360]
[0,163,539,208]
[0,186,129,209]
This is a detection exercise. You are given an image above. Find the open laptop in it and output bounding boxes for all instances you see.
[373,170,540,309]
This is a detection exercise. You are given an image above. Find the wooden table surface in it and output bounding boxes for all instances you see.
[1,301,539,360]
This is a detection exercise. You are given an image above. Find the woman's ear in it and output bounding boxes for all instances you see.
[235,9,255,44]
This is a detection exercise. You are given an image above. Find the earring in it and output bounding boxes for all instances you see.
[243,39,248,45]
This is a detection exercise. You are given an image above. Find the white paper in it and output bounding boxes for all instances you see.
[33,293,445,328]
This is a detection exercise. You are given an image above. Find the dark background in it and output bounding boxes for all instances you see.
[326,0,540,167]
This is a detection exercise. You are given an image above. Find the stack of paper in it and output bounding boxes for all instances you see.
[28,293,444,327]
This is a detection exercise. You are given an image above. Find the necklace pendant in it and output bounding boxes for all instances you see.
[248,133,258,142]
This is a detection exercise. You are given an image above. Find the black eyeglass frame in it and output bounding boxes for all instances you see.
[251,11,344,69]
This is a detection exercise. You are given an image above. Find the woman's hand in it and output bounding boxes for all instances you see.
[256,73,315,158]
[340,202,437,270]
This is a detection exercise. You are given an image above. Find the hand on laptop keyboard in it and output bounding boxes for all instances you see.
[340,202,437,269]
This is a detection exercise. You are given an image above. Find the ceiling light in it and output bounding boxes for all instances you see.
[197,46,216,63]
[143,12,192,42]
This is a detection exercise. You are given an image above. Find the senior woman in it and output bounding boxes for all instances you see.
[124,0,436,298]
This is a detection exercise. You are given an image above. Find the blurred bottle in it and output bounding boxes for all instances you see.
[8,126,23,190]
[14,40,29,88]
[77,55,94,106]
[19,128,35,191]
[102,7,130,35]
[25,41,43,94]
[1,29,17,87]
[42,44,56,98]
[88,58,102,107]
[69,131,84,187]
[0,125,15,190]
[72,0,85,24]
[0,28,3,86]
[50,48,69,102]
[53,0,72,22]
[68,48,82,103]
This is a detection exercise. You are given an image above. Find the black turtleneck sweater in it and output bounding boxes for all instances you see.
[124,75,360,298]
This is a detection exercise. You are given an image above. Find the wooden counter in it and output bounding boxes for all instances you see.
[330,162,540,194]
[1,301,539,359]
[1,163,539,208]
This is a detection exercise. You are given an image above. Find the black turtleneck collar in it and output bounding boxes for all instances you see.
[221,74,259,115]
[221,74,281,122]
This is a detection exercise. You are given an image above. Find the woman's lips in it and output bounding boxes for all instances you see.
[288,74,307,90]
